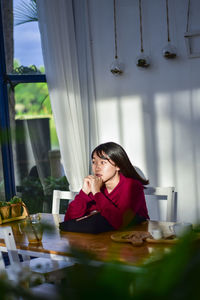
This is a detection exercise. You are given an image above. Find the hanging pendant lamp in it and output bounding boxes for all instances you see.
[162,0,177,59]
[110,0,123,75]
[136,0,150,68]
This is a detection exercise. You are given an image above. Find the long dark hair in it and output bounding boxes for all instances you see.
[91,142,149,186]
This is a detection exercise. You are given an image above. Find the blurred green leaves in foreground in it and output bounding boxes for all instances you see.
[58,229,200,300]
[1,227,200,299]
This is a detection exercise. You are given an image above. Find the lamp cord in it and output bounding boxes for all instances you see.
[186,0,191,32]
[113,0,118,59]
[139,0,144,53]
[166,0,171,42]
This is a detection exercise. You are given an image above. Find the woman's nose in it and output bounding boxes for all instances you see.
[95,162,101,170]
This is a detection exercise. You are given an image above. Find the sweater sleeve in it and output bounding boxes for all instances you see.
[64,190,93,221]
[94,180,146,229]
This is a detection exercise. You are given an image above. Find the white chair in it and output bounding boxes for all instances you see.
[52,190,78,214]
[0,226,74,283]
[30,283,59,299]
[144,186,176,222]
[0,226,21,267]
[0,241,58,300]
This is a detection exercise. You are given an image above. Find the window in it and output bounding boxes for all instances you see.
[0,0,69,213]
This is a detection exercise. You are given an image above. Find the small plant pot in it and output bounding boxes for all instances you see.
[162,43,177,59]
[0,206,10,219]
[11,203,22,218]
[136,53,150,68]
[163,51,177,59]
[110,58,124,75]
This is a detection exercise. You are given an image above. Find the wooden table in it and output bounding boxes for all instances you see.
[0,213,175,267]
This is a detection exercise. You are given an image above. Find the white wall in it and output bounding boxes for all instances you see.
[81,0,200,223]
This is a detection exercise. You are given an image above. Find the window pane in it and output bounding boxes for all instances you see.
[13,83,69,214]
[13,0,44,71]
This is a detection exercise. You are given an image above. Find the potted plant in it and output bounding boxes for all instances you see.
[0,201,11,219]
[162,43,177,59]
[137,58,150,68]
[10,196,23,218]
[163,50,177,58]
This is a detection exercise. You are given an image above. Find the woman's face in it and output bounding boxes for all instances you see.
[92,151,120,183]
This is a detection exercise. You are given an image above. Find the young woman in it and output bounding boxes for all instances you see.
[59,142,149,233]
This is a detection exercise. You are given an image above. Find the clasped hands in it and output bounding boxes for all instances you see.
[82,175,103,195]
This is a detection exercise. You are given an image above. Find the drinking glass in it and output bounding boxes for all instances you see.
[23,214,43,244]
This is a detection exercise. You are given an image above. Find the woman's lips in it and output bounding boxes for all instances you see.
[95,174,102,177]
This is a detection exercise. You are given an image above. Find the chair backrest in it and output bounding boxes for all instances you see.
[0,226,20,269]
[144,186,175,222]
[52,190,78,214]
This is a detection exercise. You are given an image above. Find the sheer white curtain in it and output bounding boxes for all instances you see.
[37,0,98,191]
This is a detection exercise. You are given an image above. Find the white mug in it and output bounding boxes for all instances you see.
[150,228,163,240]
[169,222,192,237]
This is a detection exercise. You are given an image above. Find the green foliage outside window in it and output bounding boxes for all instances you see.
[20,175,69,214]
[13,59,59,149]
[15,81,51,115]
[14,60,51,116]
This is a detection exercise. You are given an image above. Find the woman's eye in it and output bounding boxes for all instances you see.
[101,161,106,165]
